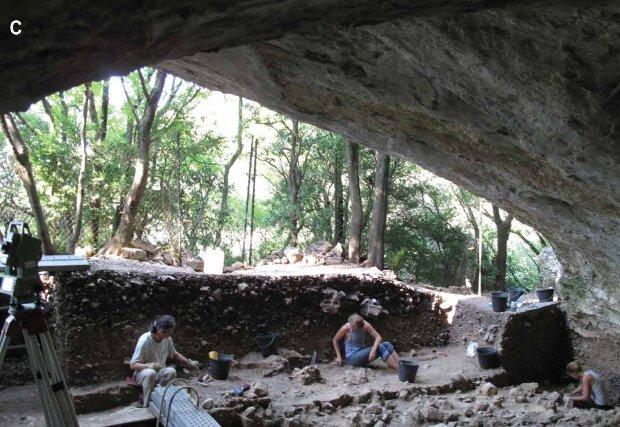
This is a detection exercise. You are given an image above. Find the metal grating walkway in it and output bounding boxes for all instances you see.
[149,385,220,427]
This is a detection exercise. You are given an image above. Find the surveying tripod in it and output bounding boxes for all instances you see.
[0,221,79,426]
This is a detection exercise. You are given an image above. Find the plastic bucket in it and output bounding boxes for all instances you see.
[256,332,278,357]
[398,360,419,383]
[536,288,554,302]
[476,347,501,369]
[209,353,233,380]
[491,292,508,312]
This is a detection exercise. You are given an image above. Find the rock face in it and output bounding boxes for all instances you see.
[2,0,619,390]
[538,246,563,293]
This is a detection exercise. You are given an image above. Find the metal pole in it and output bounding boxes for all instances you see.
[248,139,258,265]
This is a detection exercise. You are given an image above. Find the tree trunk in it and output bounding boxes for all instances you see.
[67,85,90,253]
[333,147,344,245]
[288,119,302,246]
[248,139,259,264]
[346,141,362,263]
[0,114,57,254]
[492,204,513,290]
[215,96,244,246]
[89,79,109,249]
[367,152,390,269]
[103,70,167,254]
[242,136,255,263]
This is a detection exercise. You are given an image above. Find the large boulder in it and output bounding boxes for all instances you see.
[284,247,304,264]
[306,240,333,255]
[121,247,147,262]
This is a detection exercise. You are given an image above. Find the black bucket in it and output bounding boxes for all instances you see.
[491,292,508,312]
[256,332,278,357]
[536,288,554,302]
[398,360,419,383]
[508,289,525,303]
[209,353,233,380]
[476,347,501,369]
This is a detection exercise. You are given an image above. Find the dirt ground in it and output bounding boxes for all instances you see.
[1,345,617,426]
[1,264,616,425]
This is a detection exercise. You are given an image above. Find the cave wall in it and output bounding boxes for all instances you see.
[51,262,449,385]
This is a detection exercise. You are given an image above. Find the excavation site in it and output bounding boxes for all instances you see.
[0,1,618,426]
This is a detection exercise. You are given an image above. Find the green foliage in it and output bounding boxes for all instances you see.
[1,69,542,291]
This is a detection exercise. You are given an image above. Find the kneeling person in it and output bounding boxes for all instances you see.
[130,315,198,406]
[332,313,400,370]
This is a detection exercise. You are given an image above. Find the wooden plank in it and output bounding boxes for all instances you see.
[78,406,155,427]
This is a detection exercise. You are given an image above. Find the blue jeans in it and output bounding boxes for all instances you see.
[346,341,395,367]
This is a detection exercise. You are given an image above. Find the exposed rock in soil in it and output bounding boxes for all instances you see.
[291,366,323,385]
[51,260,449,385]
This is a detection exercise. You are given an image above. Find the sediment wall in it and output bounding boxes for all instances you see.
[51,261,450,385]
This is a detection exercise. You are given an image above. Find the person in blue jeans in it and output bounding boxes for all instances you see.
[332,313,400,370]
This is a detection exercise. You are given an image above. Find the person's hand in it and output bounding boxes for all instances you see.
[146,362,163,371]
[187,359,200,370]
[335,356,343,366]
[369,350,377,361]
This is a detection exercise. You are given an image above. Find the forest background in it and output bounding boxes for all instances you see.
[0,68,547,291]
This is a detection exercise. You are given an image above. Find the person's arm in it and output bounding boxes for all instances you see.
[332,324,348,365]
[173,351,189,366]
[365,322,382,360]
[170,339,199,369]
[131,362,155,372]
[571,373,593,403]
[570,383,583,397]
[130,338,158,372]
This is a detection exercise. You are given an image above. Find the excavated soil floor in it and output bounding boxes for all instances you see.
[1,346,618,426]
[1,264,618,425]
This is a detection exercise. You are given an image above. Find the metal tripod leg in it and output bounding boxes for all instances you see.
[23,330,55,427]
[40,331,79,425]
[0,315,13,368]
[22,328,80,427]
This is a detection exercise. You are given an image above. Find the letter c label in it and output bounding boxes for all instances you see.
[10,20,22,35]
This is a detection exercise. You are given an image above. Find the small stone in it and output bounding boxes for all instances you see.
[475,402,489,412]
[250,380,269,396]
[345,368,369,385]
[479,382,498,397]
[546,391,562,404]
[202,398,214,409]
[237,282,249,292]
[420,405,444,422]
[322,402,334,413]
[291,365,322,385]
[363,404,383,416]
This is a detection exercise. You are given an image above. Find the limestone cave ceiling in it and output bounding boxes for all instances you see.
[1,1,619,323]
